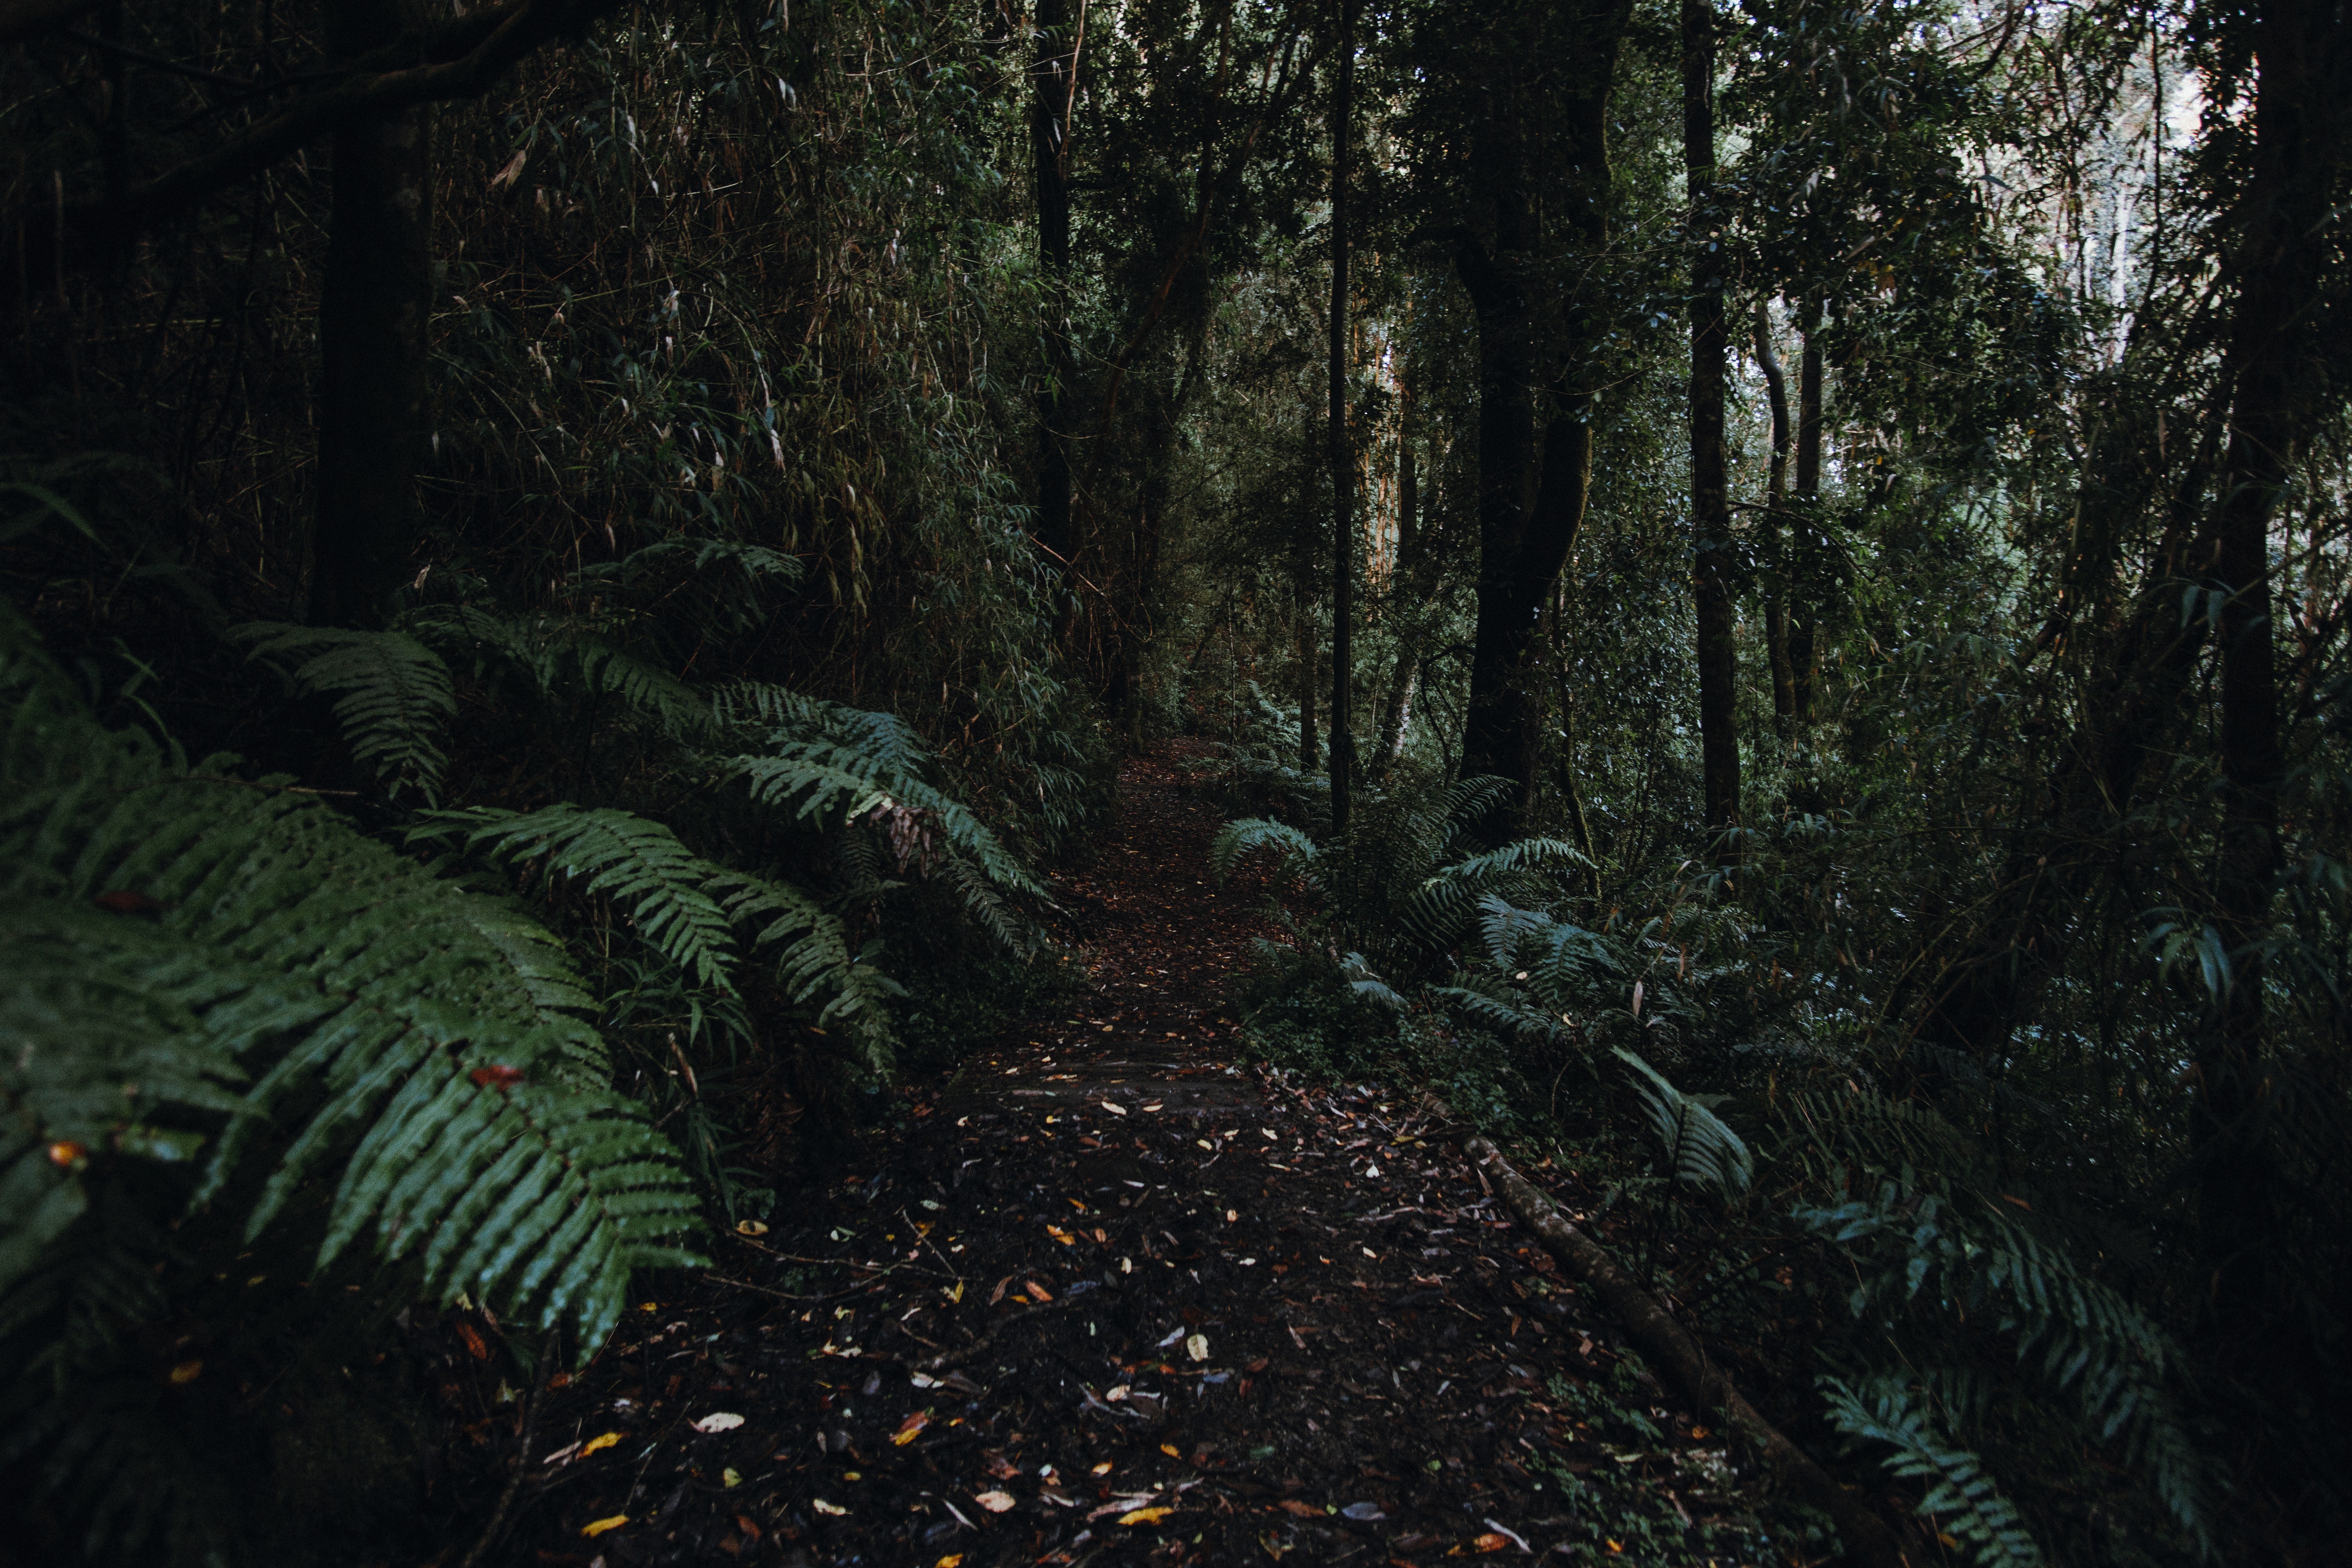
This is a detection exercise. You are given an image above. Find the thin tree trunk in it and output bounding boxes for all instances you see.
[1791,297,1823,721]
[1753,302,1796,730]
[1032,0,1076,610]
[1683,0,1738,855]
[1327,0,1355,834]
[1296,609,1318,774]
[310,0,431,629]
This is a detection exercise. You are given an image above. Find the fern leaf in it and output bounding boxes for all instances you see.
[235,623,454,803]
[436,803,741,992]
[1820,1375,2046,1568]
[1210,817,1320,884]
[1613,1047,1752,1196]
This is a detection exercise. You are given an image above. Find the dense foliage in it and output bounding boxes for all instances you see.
[4,0,2348,1562]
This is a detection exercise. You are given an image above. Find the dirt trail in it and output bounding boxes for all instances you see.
[502,747,1792,1568]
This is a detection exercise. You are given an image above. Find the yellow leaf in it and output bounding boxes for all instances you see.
[722,1467,741,1488]
[1091,1461,1113,1476]
[581,1431,622,1457]
[946,1281,965,1304]
[1474,1534,1512,1553]
[1046,1225,1075,1245]
[893,1412,930,1445]
[937,1557,965,1568]
[735,1220,769,1236]
[1119,1506,1175,1526]
[169,1359,203,1385]
[1160,1444,1181,1458]
[581,1515,629,1537]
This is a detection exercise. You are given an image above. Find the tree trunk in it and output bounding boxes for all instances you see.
[1753,303,1796,730]
[1684,0,1738,857]
[1327,0,1355,834]
[1790,297,1823,722]
[1032,0,1076,606]
[310,0,432,629]
[1452,3,1625,833]
[2192,0,2348,1338]
[1296,609,1318,774]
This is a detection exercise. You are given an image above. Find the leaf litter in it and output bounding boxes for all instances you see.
[488,744,1811,1566]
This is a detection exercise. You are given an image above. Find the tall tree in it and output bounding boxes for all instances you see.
[1328,0,1355,833]
[2192,0,2352,1338]
[1752,304,1797,729]
[1032,0,1078,601]
[1436,0,1629,827]
[310,0,433,628]
[1683,0,1738,851]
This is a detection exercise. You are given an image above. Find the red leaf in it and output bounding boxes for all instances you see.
[470,1065,526,1091]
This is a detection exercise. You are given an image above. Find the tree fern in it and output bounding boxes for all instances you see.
[234,623,455,803]
[1819,1374,2047,1568]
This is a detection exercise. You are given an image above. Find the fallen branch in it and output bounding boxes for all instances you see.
[1465,1136,1911,1568]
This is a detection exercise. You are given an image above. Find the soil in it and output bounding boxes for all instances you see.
[473,746,1810,1568]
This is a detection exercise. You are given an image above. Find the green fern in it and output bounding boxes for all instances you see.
[1210,816,1321,884]
[2,602,706,1345]
[1613,1046,1753,1197]
[1819,1374,2047,1568]
[234,623,455,802]
[431,803,742,992]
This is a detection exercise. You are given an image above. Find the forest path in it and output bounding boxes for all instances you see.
[503,746,1788,1568]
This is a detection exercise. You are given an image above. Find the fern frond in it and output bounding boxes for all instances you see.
[1211,817,1321,885]
[1820,1374,2046,1568]
[718,746,1042,900]
[710,869,904,1061]
[1613,1046,1752,1196]
[434,803,740,993]
[234,623,454,802]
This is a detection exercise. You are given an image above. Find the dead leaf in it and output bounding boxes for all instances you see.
[1119,1506,1175,1526]
[168,1359,202,1385]
[989,1276,1012,1305]
[812,1499,848,1516]
[1102,1101,1129,1116]
[1185,1333,1209,1361]
[581,1515,629,1537]
[974,1490,1016,1513]
[490,148,529,190]
[1091,1461,1114,1476]
[692,1412,745,1434]
[735,1220,769,1236]
[1276,1500,1322,1517]
[892,1412,929,1446]
[1046,1224,1076,1245]
[581,1431,622,1457]
[467,1065,525,1092]
[1472,1533,1512,1552]
[984,1454,1019,1480]
[455,1322,490,1360]
[1025,1281,1053,1302]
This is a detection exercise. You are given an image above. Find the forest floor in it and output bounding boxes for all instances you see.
[488,745,1824,1568]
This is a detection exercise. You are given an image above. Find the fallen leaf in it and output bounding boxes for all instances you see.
[974,1490,1016,1513]
[733,1511,759,1537]
[1247,1357,1269,1373]
[1106,1385,1129,1401]
[1119,1506,1174,1526]
[1161,1444,1182,1458]
[581,1516,629,1537]
[722,1467,742,1488]
[936,1557,965,1568]
[1143,1103,1163,1112]
[1094,1228,1107,1243]
[1473,1534,1511,1553]
[46,1140,87,1168]
[1101,1101,1129,1116]
[892,1412,930,1445]
[989,1276,1012,1305]
[581,1431,622,1457]
[1046,1225,1076,1245]
[692,1412,745,1434]
[169,1359,202,1385]
[455,1322,491,1360]
[1185,1333,1209,1362]
[1277,1500,1322,1517]
[985,1454,1019,1479]
[1342,1502,1386,1521]
[1091,1461,1114,1475]
[1225,1209,1239,1222]
[1025,1281,1053,1302]
[812,1499,848,1517]
[735,1220,769,1236]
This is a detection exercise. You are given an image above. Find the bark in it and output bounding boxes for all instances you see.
[1296,610,1318,774]
[1684,0,1739,853]
[310,0,433,628]
[1753,303,1796,729]
[1791,298,1824,721]
[1467,1138,1913,1568]
[2192,0,2350,1334]
[1032,0,1076,598]
[1328,0,1356,833]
